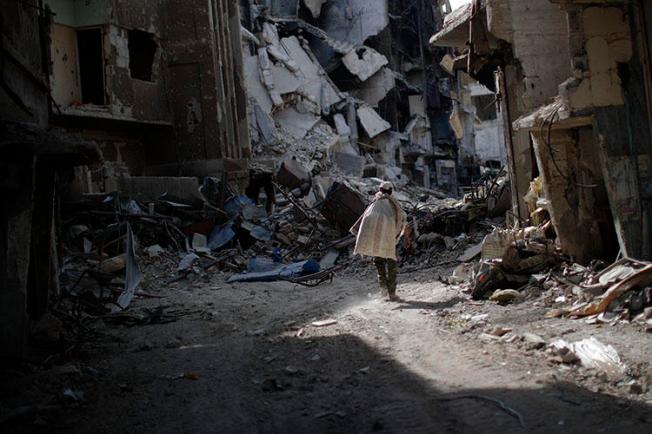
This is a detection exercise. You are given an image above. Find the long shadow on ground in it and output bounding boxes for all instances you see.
[4,332,648,434]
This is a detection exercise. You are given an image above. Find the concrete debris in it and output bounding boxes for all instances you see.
[342,46,389,82]
[274,107,321,140]
[352,67,396,107]
[333,113,352,142]
[178,253,200,272]
[319,0,389,48]
[258,48,283,107]
[332,152,365,177]
[280,36,342,112]
[357,106,391,138]
[252,102,276,144]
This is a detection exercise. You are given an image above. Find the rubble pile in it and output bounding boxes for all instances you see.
[54,147,509,322]
[243,7,444,190]
[446,222,652,331]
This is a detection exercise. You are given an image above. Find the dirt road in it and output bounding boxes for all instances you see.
[2,262,651,433]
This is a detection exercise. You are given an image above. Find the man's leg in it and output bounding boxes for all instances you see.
[373,257,388,291]
[386,259,398,300]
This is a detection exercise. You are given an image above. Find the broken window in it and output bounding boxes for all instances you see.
[77,28,106,105]
[128,30,157,82]
[472,94,497,121]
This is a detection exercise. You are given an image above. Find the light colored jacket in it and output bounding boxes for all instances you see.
[350,192,407,260]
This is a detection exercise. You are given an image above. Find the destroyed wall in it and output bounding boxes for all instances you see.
[318,0,388,48]
[47,0,169,121]
[499,1,652,262]
[530,125,617,263]
[487,0,572,224]
[46,0,251,188]
[486,0,571,109]
[241,0,454,191]
[457,80,506,167]
[554,2,652,259]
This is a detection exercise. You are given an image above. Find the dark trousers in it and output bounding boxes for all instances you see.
[374,257,398,295]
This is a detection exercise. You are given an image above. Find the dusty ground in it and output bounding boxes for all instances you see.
[1,258,651,433]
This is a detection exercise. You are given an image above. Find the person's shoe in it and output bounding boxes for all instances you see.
[387,293,400,302]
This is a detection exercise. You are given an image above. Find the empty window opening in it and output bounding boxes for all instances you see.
[128,30,157,81]
[472,94,497,121]
[77,28,105,105]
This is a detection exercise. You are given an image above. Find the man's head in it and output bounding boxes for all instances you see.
[379,181,394,195]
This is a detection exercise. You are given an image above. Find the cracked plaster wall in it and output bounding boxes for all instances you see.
[566,6,632,110]
[487,0,572,112]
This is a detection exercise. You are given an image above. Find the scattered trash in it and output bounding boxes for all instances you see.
[549,337,627,378]
[312,319,338,327]
[227,260,320,283]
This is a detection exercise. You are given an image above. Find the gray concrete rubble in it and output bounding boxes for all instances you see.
[241,1,457,193]
[342,46,389,81]
[5,3,652,431]
[357,106,391,138]
[351,67,396,107]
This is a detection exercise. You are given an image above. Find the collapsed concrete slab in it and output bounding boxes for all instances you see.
[342,46,388,81]
[404,115,433,154]
[319,0,389,47]
[274,106,321,140]
[280,36,343,113]
[357,106,391,138]
[351,67,396,107]
[333,113,352,142]
[258,48,283,107]
[270,64,301,95]
[243,54,274,114]
[369,131,403,165]
[332,151,365,177]
[252,102,276,143]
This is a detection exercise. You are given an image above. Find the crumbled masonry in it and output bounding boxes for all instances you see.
[2,1,652,431]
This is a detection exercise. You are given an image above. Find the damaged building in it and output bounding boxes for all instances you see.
[1,0,251,356]
[46,0,251,190]
[3,2,652,430]
[241,0,460,191]
[431,0,652,262]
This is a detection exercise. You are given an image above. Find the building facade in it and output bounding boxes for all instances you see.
[432,0,652,262]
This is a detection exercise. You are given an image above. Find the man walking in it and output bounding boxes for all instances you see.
[350,181,407,301]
